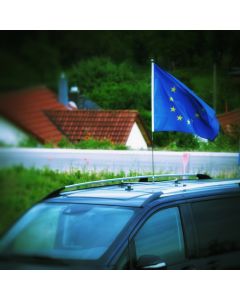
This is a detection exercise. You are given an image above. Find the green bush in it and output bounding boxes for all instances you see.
[197,132,239,152]
[56,137,73,148]
[153,131,239,152]
[152,131,199,150]
[74,138,127,150]
[67,57,150,110]
[164,133,199,151]
[18,136,40,148]
[55,137,128,150]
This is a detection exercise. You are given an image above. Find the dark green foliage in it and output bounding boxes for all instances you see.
[161,133,199,151]
[153,131,198,151]
[67,57,150,110]
[1,31,240,111]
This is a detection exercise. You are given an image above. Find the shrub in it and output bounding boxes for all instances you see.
[73,138,128,150]
[54,137,128,150]
[197,132,239,152]
[18,136,40,147]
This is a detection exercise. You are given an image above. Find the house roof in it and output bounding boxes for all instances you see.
[217,108,240,135]
[46,110,151,146]
[0,86,66,143]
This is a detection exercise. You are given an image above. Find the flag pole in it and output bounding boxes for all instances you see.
[151,58,155,181]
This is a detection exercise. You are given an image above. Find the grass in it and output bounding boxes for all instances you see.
[0,166,239,236]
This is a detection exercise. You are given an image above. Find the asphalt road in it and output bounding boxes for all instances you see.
[0,148,238,176]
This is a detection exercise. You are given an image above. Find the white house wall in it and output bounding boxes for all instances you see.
[126,122,148,150]
[0,117,29,145]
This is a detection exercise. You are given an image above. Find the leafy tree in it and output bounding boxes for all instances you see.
[67,57,151,110]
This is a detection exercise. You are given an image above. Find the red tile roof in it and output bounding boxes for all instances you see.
[217,108,240,135]
[0,86,66,143]
[46,110,151,145]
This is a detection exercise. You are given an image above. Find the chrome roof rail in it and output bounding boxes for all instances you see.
[64,173,196,190]
[162,179,240,196]
[43,173,212,200]
[140,179,240,207]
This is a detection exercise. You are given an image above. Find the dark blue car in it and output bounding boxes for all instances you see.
[0,174,240,269]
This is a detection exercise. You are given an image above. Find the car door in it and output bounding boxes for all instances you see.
[128,205,197,270]
[188,193,240,269]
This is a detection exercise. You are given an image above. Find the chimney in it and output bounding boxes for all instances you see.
[58,73,68,106]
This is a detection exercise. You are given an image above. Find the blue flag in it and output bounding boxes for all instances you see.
[152,63,220,141]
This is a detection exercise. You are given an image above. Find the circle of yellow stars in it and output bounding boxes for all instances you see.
[169,86,200,126]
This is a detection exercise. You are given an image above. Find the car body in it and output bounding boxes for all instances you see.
[0,174,240,270]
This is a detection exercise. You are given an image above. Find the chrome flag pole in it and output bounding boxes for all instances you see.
[151,58,155,181]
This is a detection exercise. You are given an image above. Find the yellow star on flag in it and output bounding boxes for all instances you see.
[195,113,200,118]
[187,120,191,125]
[169,97,174,102]
[177,115,183,121]
[170,106,176,112]
[171,87,176,92]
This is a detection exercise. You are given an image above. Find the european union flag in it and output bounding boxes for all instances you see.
[152,63,220,141]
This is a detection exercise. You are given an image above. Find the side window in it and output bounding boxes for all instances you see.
[133,207,185,266]
[191,196,240,258]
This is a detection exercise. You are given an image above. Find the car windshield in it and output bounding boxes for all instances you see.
[0,203,135,263]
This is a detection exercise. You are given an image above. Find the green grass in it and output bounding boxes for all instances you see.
[0,166,238,236]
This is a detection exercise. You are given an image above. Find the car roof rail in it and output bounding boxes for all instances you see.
[162,179,240,196]
[63,173,196,190]
[140,178,240,207]
[42,173,212,200]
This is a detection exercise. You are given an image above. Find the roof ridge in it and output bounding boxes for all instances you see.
[46,109,139,113]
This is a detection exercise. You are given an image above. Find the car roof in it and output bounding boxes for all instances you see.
[45,176,240,208]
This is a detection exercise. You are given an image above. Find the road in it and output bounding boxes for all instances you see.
[0,148,238,176]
